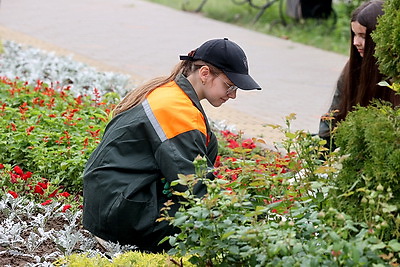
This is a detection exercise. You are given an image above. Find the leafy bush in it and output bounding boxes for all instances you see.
[160,155,398,266]
[372,0,400,82]
[333,101,400,241]
[0,77,119,192]
[158,119,399,266]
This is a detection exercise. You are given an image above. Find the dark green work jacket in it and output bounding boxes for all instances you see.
[82,74,218,252]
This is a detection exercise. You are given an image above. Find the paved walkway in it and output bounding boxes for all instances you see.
[0,0,348,146]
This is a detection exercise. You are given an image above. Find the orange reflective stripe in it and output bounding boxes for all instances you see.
[146,81,207,139]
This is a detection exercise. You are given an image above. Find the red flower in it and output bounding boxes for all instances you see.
[227,139,239,149]
[41,199,53,206]
[10,173,19,184]
[241,139,256,149]
[59,192,71,198]
[10,123,17,131]
[34,185,45,195]
[13,166,24,175]
[214,155,221,167]
[21,171,33,180]
[62,204,72,212]
[88,129,101,138]
[48,189,58,198]
[37,181,48,189]
[221,130,237,138]
[8,190,18,198]
[0,163,4,169]
[26,126,35,135]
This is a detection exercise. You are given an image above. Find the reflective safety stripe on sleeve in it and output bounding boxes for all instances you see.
[142,99,167,142]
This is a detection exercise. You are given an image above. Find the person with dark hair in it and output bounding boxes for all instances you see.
[318,0,400,148]
[82,38,261,252]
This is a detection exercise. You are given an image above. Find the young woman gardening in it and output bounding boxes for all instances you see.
[82,38,261,252]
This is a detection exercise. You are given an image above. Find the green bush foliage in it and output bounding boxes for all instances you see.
[0,77,119,192]
[159,154,398,266]
[156,120,399,266]
[372,0,400,82]
[333,101,400,241]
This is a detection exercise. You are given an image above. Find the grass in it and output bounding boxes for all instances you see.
[145,0,362,56]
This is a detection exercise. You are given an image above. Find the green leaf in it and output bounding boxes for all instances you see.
[370,242,386,251]
[351,246,360,263]
[285,132,296,139]
[329,231,341,241]
[221,231,235,240]
[173,215,189,226]
[388,240,400,252]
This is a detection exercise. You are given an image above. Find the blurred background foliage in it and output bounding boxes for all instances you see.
[146,0,371,55]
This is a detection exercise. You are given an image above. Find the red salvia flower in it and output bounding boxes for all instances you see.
[227,139,239,149]
[0,103,7,112]
[21,171,33,180]
[0,163,4,169]
[8,190,18,198]
[221,130,237,138]
[62,204,72,212]
[241,139,256,149]
[13,166,24,175]
[10,173,19,184]
[214,155,221,167]
[37,181,48,189]
[26,126,35,135]
[41,199,53,206]
[11,123,17,131]
[88,129,101,138]
[48,189,58,198]
[34,185,45,195]
[75,95,83,105]
[59,192,71,198]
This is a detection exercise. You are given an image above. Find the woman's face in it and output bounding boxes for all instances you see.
[205,74,237,107]
[351,21,367,57]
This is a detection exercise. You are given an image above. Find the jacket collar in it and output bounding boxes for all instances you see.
[175,74,212,133]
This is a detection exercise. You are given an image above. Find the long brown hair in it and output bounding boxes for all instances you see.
[112,60,221,117]
[337,0,400,122]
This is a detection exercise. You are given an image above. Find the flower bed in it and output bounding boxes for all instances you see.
[0,41,399,266]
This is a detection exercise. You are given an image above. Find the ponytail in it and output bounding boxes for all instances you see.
[113,60,221,116]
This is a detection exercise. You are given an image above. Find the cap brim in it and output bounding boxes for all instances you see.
[224,71,262,90]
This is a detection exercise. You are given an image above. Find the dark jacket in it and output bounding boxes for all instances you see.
[82,74,218,252]
[318,69,345,139]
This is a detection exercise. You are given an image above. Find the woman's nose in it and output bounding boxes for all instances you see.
[228,90,237,99]
[353,36,361,47]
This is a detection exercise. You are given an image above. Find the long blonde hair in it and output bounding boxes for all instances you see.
[113,60,221,117]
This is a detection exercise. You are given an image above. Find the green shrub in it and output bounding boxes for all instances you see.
[0,77,119,192]
[333,101,400,240]
[372,0,400,82]
[156,123,398,266]
[159,155,397,266]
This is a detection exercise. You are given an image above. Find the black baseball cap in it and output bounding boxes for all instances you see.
[180,38,261,90]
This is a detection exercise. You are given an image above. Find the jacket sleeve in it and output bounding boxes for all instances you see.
[154,129,214,194]
[318,69,344,138]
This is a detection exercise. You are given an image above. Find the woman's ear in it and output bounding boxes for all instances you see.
[199,65,211,84]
